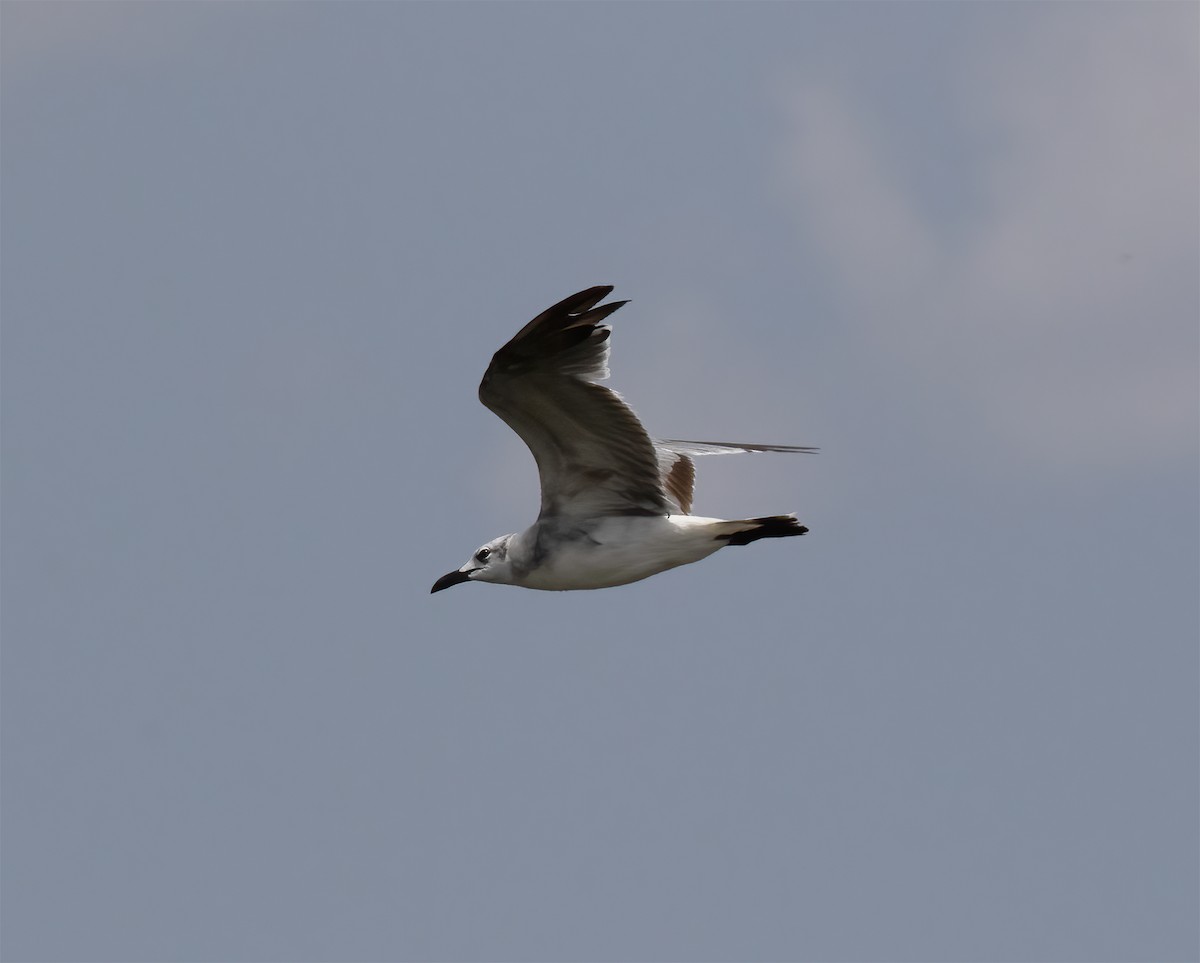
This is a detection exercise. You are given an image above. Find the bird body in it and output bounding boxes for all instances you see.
[431,286,814,594]
[504,515,780,591]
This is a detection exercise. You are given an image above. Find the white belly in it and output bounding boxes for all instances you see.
[514,515,727,591]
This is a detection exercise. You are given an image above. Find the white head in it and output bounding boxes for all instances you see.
[430,534,516,593]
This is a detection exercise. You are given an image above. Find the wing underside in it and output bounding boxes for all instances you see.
[479,287,668,518]
[478,286,816,519]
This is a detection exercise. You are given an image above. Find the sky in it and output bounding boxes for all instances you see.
[2,3,1197,962]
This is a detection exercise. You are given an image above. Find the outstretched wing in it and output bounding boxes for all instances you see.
[479,286,669,519]
[654,439,818,515]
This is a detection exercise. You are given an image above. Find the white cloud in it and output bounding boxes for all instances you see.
[780,6,1198,472]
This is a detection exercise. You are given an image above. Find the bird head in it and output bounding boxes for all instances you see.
[430,534,516,593]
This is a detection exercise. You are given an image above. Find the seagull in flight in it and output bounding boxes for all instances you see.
[431,286,814,593]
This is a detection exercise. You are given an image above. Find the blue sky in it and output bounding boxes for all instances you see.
[3,3,1197,961]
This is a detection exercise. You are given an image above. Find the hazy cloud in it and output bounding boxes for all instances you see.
[781,6,1198,471]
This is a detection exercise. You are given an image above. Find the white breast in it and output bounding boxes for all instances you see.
[514,515,727,591]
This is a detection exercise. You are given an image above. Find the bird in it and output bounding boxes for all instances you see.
[431,286,815,593]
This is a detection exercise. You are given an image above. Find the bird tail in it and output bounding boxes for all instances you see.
[713,514,808,546]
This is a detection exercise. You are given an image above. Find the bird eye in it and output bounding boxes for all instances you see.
[475,548,491,562]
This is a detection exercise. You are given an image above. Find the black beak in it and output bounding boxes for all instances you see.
[431,569,472,594]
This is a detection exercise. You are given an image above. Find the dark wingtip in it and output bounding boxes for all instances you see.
[555,286,614,315]
[494,287,628,366]
[579,299,628,326]
[721,515,809,546]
